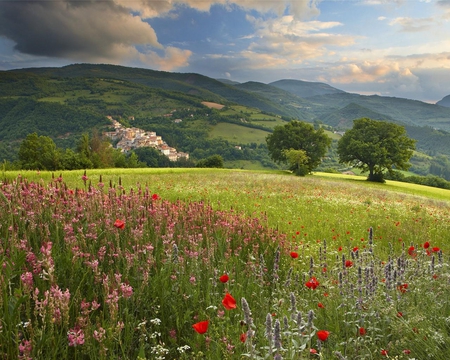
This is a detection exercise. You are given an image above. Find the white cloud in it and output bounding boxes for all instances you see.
[236,15,353,70]
[389,16,433,32]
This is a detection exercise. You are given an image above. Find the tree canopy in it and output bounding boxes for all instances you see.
[18,133,60,171]
[337,118,416,182]
[266,121,331,175]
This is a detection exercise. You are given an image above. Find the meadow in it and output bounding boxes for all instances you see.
[1,168,450,359]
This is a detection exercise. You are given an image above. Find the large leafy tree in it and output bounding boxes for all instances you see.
[266,121,331,175]
[337,118,416,182]
[18,132,60,170]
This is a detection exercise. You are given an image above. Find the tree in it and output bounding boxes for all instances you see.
[337,118,416,182]
[18,133,60,170]
[196,154,224,168]
[283,149,309,176]
[266,121,331,175]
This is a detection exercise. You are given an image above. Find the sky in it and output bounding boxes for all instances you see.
[1,0,450,103]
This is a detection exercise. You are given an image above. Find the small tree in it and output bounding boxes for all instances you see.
[337,118,416,182]
[266,121,331,175]
[283,149,309,176]
[196,155,224,168]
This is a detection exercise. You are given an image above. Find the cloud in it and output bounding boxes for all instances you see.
[140,47,192,71]
[389,17,433,32]
[120,0,321,20]
[0,1,166,62]
[0,0,322,71]
[237,15,354,69]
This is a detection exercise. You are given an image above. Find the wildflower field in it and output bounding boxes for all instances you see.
[1,168,450,359]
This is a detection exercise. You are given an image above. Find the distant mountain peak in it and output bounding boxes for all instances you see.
[436,94,450,108]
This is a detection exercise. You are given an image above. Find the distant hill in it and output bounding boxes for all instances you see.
[11,63,450,131]
[318,103,396,129]
[217,79,241,85]
[436,95,450,108]
[269,79,346,98]
[234,81,317,120]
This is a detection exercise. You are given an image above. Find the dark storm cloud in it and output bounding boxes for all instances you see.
[0,0,161,61]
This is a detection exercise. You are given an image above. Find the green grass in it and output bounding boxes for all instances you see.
[316,171,450,201]
[209,123,270,144]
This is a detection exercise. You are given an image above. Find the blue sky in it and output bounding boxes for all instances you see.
[1,0,450,103]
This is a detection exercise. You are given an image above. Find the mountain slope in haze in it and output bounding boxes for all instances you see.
[318,103,396,129]
[305,92,450,131]
[234,81,318,121]
[269,79,346,98]
[436,95,450,108]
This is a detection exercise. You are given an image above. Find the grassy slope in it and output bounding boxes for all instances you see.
[5,168,450,203]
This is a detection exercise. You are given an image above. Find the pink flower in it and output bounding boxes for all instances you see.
[68,326,85,347]
[120,283,133,298]
[20,272,33,291]
[93,327,106,342]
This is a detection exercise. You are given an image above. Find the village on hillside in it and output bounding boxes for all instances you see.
[104,116,189,162]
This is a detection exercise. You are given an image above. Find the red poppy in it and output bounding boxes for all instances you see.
[113,219,125,229]
[359,327,366,336]
[219,274,229,283]
[338,246,342,252]
[192,320,209,334]
[397,283,408,293]
[318,302,324,309]
[152,193,159,200]
[423,241,430,249]
[305,277,320,290]
[345,260,353,268]
[310,348,318,354]
[317,330,330,341]
[408,246,416,257]
[397,311,403,317]
[432,247,441,252]
[290,251,299,258]
[222,292,237,310]
[381,349,388,356]
[352,246,359,252]
[403,349,411,355]
[240,333,247,343]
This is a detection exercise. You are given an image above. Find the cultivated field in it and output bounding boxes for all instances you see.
[1,169,449,359]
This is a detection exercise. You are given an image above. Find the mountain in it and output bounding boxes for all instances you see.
[234,81,317,121]
[319,103,396,129]
[269,79,346,98]
[10,63,450,131]
[436,95,450,108]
